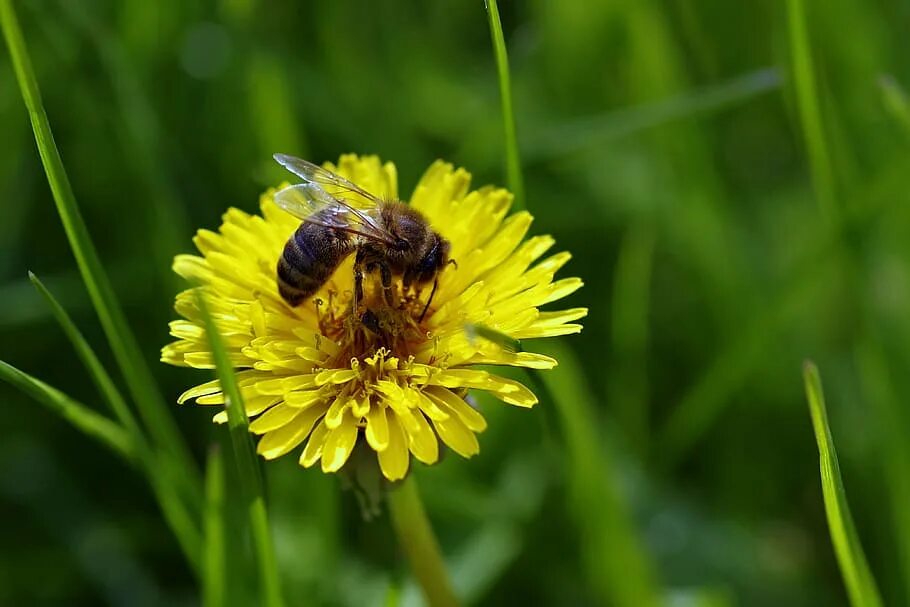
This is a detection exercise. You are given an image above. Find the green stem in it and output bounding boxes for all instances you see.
[484,0,524,210]
[803,362,883,607]
[388,476,460,607]
[197,293,284,607]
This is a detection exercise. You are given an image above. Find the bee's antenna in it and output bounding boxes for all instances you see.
[419,277,439,322]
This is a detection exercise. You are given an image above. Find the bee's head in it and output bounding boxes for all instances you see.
[414,233,450,283]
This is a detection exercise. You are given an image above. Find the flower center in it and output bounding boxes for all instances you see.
[315,276,431,367]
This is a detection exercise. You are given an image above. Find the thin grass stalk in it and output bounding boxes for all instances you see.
[196,292,284,607]
[484,0,524,210]
[388,476,460,607]
[803,362,883,607]
[0,0,201,507]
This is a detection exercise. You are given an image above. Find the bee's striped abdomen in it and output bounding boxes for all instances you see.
[277,221,352,306]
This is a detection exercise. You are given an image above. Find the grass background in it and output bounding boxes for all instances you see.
[2,0,909,605]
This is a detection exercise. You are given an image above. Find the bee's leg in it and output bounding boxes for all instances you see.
[419,276,439,322]
[378,262,394,307]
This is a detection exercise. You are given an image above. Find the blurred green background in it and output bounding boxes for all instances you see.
[2,0,909,605]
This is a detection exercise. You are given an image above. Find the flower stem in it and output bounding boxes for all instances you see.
[388,476,460,607]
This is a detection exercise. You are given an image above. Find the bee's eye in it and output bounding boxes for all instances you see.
[395,237,409,251]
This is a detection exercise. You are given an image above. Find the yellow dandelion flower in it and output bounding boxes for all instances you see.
[162,155,585,481]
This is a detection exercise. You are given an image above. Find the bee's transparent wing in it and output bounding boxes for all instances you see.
[273,153,383,209]
[273,183,398,245]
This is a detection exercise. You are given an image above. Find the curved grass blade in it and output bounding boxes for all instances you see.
[802,361,883,607]
[0,0,200,502]
[204,446,227,607]
[29,272,202,573]
[484,0,524,210]
[196,292,284,607]
[0,360,133,460]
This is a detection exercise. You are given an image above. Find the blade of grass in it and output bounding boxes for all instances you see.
[196,291,284,607]
[802,361,883,607]
[484,0,524,210]
[0,0,200,502]
[29,271,202,573]
[0,360,134,460]
[533,343,660,607]
[204,445,227,607]
[787,0,837,221]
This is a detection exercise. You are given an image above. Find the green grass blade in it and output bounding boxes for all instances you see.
[0,360,134,460]
[786,0,837,220]
[204,446,227,607]
[534,343,660,607]
[802,361,883,607]
[196,292,284,607]
[29,272,203,574]
[0,0,200,496]
[29,272,140,437]
[484,0,524,210]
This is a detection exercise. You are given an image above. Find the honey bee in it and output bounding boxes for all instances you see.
[272,154,451,320]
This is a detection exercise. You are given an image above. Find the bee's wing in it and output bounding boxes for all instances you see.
[274,153,383,210]
[273,183,398,245]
